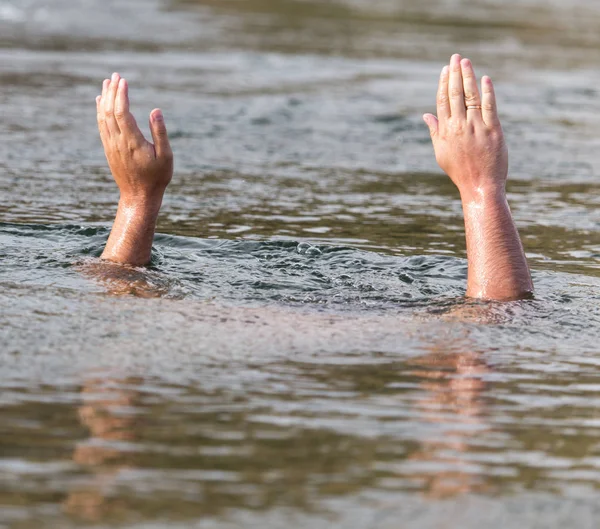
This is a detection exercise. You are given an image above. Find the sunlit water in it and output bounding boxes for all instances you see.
[2,0,600,527]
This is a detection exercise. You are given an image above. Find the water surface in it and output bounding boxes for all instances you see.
[2,0,600,527]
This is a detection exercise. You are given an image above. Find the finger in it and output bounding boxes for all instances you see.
[96,94,102,124]
[436,65,450,122]
[101,78,109,102]
[114,78,146,147]
[96,95,103,132]
[96,92,110,141]
[104,72,121,136]
[461,58,483,123]
[448,54,466,119]
[97,80,110,136]
[481,76,501,128]
[423,113,439,143]
[149,109,173,161]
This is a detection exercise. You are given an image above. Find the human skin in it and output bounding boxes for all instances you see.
[97,73,173,266]
[96,63,532,301]
[423,54,533,301]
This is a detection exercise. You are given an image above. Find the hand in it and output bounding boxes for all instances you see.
[422,54,533,300]
[96,72,173,205]
[96,73,173,266]
[423,54,508,203]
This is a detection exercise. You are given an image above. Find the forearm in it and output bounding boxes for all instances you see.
[101,195,163,266]
[461,190,533,301]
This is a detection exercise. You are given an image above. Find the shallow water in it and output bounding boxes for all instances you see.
[3,0,600,527]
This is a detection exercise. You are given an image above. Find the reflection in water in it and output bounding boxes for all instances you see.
[60,341,492,523]
[4,0,600,526]
[64,376,141,521]
[2,319,600,528]
[407,344,490,498]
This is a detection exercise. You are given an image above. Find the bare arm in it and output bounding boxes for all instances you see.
[423,54,533,301]
[96,73,173,266]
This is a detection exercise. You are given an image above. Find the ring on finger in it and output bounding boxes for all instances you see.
[466,105,482,110]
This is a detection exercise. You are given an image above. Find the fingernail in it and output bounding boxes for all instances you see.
[441,66,449,75]
[152,111,164,122]
[111,72,119,82]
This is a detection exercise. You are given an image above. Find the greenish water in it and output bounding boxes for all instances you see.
[2,0,600,527]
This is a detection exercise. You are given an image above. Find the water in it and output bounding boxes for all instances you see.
[3,0,600,527]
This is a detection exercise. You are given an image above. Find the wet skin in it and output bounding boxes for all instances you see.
[96,73,173,266]
[423,54,533,301]
[97,55,533,300]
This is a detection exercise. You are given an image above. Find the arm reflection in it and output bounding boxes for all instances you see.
[63,376,142,521]
[406,342,491,498]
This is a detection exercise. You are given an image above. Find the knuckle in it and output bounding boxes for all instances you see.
[450,87,463,99]
[464,93,479,104]
[482,103,495,112]
[449,118,462,129]
[437,93,449,104]
[480,128,492,139]
[462,68,476,80]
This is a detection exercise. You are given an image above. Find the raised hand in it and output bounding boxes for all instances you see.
[423,54,533,301]
[423,55,507,203]
[97,73,173,266]
[97,72,173,204]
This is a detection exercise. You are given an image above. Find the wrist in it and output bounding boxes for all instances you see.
[459,184,506,206]
[118,192,164,214]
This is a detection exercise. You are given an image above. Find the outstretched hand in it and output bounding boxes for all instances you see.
[97,73,173,266]
[423,54,507,203]
[422,54,533,301]
[96,73,173,204]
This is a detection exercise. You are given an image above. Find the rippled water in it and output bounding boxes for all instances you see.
[3,0,600,527]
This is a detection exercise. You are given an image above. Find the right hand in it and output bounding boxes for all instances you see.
[423,54,508,202]
[96,73,173,205]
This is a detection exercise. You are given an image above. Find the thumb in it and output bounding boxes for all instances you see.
[149,109,172,160]
[423,113,439,142]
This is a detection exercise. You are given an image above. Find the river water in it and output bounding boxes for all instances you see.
[2,0,600,527]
